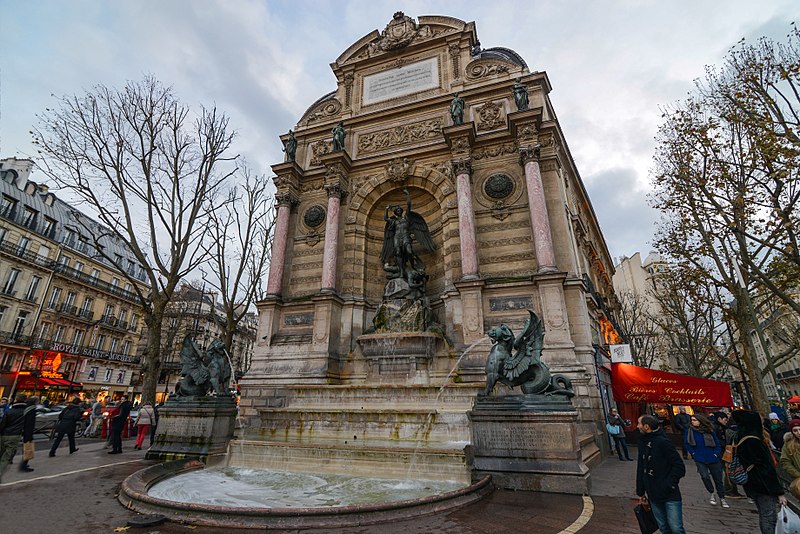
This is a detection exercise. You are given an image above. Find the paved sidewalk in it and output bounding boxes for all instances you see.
[0,438,792,534]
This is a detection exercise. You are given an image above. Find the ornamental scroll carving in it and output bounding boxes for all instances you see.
[465,60,511,80]
[476,101,505,131]
[357,118,443,155]
[304,98,342,124]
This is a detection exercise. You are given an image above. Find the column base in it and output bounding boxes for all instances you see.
[537,265,559,274]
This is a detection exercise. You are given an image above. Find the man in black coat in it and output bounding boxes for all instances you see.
[49,397,82,456]
[108,395,132,454]
[636,414,687,534]
[0,394,36,481]
[673,407,691,459]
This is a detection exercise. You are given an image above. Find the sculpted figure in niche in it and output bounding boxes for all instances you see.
[380,188,435,283]
[450,93,465,125]
[512,79,529,111]
[282,129,297,162]
[332,121,346,152]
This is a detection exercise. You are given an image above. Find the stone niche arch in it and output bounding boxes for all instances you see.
[345,168,459,313]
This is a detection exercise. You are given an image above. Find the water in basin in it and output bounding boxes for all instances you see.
[148,467,464,508]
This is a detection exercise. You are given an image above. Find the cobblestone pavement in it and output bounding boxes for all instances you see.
[0,439,795,534]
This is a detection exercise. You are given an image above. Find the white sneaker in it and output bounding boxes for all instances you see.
[721,498,729,508]
[747,498,754,504]
[710,493,718,505]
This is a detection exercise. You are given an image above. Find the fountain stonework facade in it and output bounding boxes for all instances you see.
[238,13,618,492]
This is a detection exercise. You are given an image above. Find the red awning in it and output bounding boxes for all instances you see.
[14,375,83,390]
[612,363,733,407]
[788,396,800,405]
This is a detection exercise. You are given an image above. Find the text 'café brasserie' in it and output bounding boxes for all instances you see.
[611,362,734,429]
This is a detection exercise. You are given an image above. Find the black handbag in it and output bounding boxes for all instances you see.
[634,503,659,534]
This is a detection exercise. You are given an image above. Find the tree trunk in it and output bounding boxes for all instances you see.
[140,306,165,406]
[734,298,769,414]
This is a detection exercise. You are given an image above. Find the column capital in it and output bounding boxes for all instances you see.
[275,191,300,208]
[451,157,473,177]
[519,145,541,166]
[442,122,476,157]
[324,183,347,199]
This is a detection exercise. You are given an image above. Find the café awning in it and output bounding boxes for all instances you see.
[788,396,800,404]
[612,363,733,407]
[14,374,83,390]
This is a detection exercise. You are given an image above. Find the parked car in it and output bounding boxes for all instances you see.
[34,405,89,437]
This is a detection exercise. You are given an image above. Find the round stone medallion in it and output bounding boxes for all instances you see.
[303,205,326,228]
[484,174,514,199]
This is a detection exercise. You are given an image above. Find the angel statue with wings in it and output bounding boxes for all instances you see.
[380,188,435,284]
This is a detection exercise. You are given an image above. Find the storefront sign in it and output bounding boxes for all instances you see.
[612,362,733,406]
[609,344,632,363]
[50,343,138,364]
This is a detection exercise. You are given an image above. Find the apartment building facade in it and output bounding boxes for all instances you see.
[0,157,149,404]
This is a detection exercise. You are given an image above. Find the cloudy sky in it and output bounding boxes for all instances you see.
[2,0,799,262]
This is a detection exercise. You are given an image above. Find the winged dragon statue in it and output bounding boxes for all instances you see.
[483,310,574,397]
[174,336,232,397]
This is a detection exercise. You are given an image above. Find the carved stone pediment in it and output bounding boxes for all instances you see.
[301,97,342,125]
[345,13,457,63]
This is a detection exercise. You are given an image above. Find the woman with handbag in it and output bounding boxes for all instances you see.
[685,413,727,508]
[732,410,787,534]
[779,418,800,500]
[607,408,633,461]
[134,403,155,450]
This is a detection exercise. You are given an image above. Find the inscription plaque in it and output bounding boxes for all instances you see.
[362,57,439,105]
[284,312,314,326]
[489,296,533,312]
[473,424,568,453]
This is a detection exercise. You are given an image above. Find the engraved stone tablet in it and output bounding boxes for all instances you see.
[362,57,439,105]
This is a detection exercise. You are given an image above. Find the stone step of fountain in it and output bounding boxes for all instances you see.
[245,383,483,410]
[226,439,471,483]
[253,407,471,444]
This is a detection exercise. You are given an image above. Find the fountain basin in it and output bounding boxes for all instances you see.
[357,332,444,379]
[119,459,493,529]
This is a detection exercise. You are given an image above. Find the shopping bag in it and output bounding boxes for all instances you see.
[776,505,800,534]
[23,440,35,461]
[634,503,659,534]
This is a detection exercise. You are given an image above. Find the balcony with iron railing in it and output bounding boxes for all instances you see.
[0,330,142,365]
[0,330,32,347]
[0,240,52,269]
[0,205,56,240]
[52,262,141,304]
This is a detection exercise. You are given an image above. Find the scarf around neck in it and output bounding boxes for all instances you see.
[687,428,716,448]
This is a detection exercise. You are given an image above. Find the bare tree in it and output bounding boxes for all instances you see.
[200,166,274,377]
[32,76,237,404]
[615,291,662,369]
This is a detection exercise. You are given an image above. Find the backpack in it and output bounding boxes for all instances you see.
[728,435,759,484]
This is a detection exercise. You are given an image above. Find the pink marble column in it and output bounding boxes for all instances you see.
[265,193,296,296]
[320,184,346,292]
[452,158,479,280]
[520,146,557,271]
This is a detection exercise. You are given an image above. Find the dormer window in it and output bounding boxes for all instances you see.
[0,196,16,217]
[22,206,38,229]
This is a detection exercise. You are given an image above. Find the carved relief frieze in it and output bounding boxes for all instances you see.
[420,160,454,180]
[293,261,323,270]
[477,235,532,248]
[476,101,505,131]
[465,60,512,80]
[385,157,413,183]
[490,201,511,220]
[304,98,342,124]
[356,118,443,155]
[448,42,461,79]
[310,140,332,166]
[352,12,442,61]
[480,251,536,265]
[343,74,354,109]
[450,136,470,155]
[477,219,530,233]
[516,123,538,143]
[299,179,324,193]
[472,142,518,160]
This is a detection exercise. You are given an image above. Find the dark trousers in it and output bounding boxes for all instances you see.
[111,423,124,452]
[612,436,631,459]
[50,430,76,455]
[679,430,689,458]
[695,461,725,497]
[752,492,779,534]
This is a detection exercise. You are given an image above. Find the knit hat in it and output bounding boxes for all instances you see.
[713,411,728,420]
[769,412,780,420]
[790,418,800,430]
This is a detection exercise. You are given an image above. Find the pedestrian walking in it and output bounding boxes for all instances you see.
[20,397,37,472]
[84,398,103,437]
[607,408,633,461]
[134,403,155,450]
[636,414,687,534]
[108,395,131,454]
[49,397,82,457]
[0,395,36,482]
[674,407,691,459]
[779,418,800,500]
[732,410,787,534]
[685,413,728,508]
[0,397,9,414]
[767,412,788,452]
[714,411,744,498]
[150,403,160,447]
